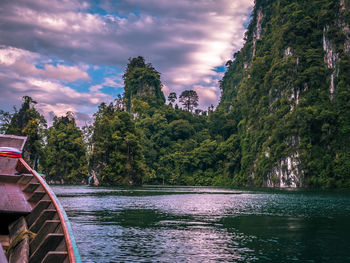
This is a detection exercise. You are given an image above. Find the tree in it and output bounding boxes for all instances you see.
[179,90,199,112]
[168,92,177,105]
[4,96,46,169]
[0,110,12,134]
[89,101,147,185]
[169,119,195,140]
[41,112,88,183]
[131,98,150,118]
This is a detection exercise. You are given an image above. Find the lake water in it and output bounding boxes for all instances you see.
[52,186,350,263]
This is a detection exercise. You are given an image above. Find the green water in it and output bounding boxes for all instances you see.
[52,186,350,262]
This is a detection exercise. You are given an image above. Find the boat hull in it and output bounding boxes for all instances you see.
[0,135,81,263]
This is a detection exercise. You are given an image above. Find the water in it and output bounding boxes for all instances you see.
[52,186,350,263]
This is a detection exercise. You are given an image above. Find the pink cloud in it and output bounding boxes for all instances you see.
[0,46,90,82]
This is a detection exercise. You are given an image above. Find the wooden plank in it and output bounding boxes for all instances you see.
[8,217,27,241]
[29,210,56,233]
[0,157,18,175]
[0,183,32,214]
[23,183,41,194]
[27,191,46,203]
[55,237,67,251]
[8,217,29,263]
[29,234,64,263]
[25,200,51,227]
[8,238,29,263]
[0,135,26,151]
[17,174,33,185]
[41,251,67,263]
[0,174,21,184]
[30,220,60,253]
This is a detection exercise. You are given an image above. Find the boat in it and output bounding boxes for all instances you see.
[0,135,81,263]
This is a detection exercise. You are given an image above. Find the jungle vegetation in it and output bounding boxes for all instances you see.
[1,0,350,188]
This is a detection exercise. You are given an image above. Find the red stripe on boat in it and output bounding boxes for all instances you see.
[0,152,22,158]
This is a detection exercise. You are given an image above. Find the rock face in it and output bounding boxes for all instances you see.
[219,0,350,188]
[323,27,339,96]
[123,56,165,111]
[252,8,263,58]
[267,152,303,188]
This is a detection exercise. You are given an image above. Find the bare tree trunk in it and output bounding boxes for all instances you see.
[91,170,100,186]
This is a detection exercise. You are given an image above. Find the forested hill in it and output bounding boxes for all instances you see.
[1,0,350,188]
[219,0,350,188]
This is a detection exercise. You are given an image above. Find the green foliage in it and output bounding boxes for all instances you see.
[41,112,88,183]
[89,102,147,185]
[2,96,46,169]
[179,90,199,112]
[218,0,350,188]
[168,92,177,105]
[123,56,165,111]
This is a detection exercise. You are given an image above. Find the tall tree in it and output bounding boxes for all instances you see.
[179,90,199,112]
[168,92,177,105]
[4,96,46,169]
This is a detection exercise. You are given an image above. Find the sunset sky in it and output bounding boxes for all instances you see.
[0,0,253,125]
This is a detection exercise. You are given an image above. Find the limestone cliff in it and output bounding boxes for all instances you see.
[219,0,350,188]
[123,56,165,111]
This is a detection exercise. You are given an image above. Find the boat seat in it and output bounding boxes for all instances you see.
[0,182,32,214]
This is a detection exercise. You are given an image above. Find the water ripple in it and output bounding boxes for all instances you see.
[53,186,350,263]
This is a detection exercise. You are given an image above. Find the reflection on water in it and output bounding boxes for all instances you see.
[53,186,350,263]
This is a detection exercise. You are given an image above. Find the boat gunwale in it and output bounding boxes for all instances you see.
[18,158,81,263]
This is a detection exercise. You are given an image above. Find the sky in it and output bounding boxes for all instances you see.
[0,0,253,126]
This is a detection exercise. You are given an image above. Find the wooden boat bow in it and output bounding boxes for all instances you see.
[0,135,81,263]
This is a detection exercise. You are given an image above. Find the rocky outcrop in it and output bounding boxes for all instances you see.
[267,152,303,188]
[252,8,263,58]
[323,27,339,96]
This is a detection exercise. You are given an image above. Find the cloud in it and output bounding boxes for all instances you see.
[194,85,221,109]
[0,71,110,125]
[0,0,254,123]
[0,46,90,82]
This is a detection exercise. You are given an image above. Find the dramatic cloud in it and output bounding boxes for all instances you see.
[0,0,253,123]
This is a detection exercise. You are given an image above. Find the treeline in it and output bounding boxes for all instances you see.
[0,57,239,186]
[0,97,88,183]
